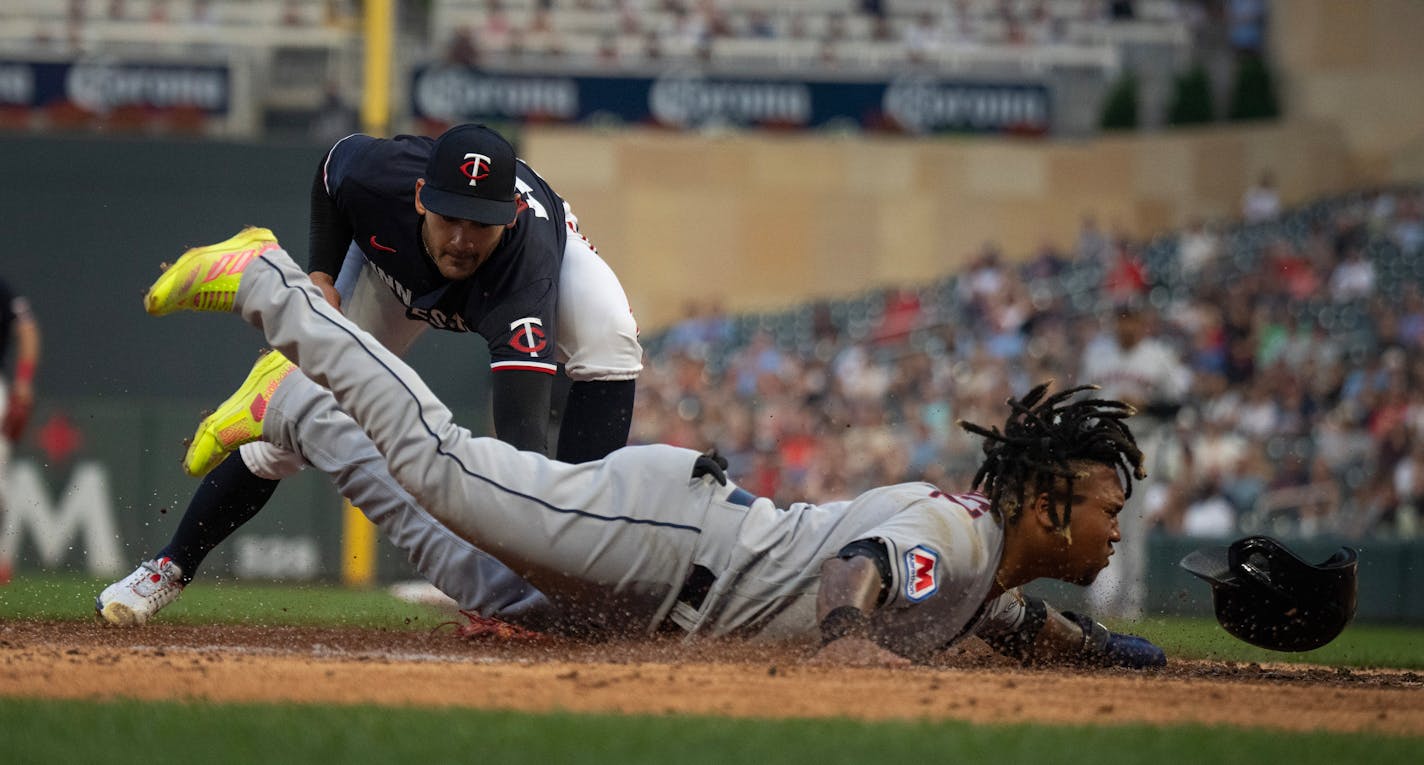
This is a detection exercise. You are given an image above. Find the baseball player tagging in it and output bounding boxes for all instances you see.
[131,228,1168,668]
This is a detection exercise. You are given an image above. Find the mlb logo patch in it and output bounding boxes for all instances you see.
[904,545,939,602]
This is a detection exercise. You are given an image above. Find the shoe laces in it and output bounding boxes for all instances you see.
[133,557,183,597]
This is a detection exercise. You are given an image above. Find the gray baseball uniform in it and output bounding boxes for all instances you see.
[233,247,1033,657]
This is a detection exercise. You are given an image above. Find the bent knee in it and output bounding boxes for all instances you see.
[239,441,306,480]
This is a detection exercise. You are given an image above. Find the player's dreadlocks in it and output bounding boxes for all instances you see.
[959,382,1144,531]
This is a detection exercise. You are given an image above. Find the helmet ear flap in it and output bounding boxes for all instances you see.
[1181,536,1358,652]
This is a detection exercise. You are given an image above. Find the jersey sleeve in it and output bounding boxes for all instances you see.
[869,492,994,609]
[855,492,1001,660]
[478,278,559,375]
[319,133,372,197]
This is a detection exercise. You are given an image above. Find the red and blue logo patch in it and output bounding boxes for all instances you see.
[904,545,939,601]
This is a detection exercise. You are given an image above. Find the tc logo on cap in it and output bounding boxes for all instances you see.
[460,153,492,187]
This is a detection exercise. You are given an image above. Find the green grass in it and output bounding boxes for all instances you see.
[0,572,451,629]
[5,573,1423,668]
[1112,615,1424,670]
[3,697,1419,765]
[4,573,1420,760]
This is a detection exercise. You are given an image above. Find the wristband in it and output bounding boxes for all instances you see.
[1063,610,1111,660]
[820,606,871,645]
[15,359,34,384]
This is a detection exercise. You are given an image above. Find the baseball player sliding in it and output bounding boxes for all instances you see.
[98,124,641,627]
[125,228,1167,668]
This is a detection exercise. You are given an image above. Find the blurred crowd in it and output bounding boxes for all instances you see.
[438,0,1217,70]
[635,182,1424,541]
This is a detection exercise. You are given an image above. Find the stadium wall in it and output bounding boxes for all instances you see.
[1275,0,1424,181]
[524,120,1354,329]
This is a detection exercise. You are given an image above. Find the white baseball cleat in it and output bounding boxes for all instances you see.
[95,557,186,626]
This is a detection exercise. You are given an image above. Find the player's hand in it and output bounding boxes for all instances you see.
[1101,632,1167,669]
[807,637,911,668]
[1064,611,1166,669]
[310,271,342,311]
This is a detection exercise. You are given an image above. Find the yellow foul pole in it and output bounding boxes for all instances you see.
[360,0,394,136]
[344,0,395,588]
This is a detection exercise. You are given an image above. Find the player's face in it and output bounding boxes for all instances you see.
[1056,463,1125,586]
[420,212,507,281]
[412,181,509,281]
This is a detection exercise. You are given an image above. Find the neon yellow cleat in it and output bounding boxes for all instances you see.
[184,349,297,477]
[145,226,279,316]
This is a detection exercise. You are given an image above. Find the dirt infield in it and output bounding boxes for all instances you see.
[2,620,1420,735]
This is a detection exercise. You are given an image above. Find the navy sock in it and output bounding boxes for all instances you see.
[157,454,280,583]
[555,379,636,464]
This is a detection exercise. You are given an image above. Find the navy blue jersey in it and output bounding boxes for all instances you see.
[321,133,568,375]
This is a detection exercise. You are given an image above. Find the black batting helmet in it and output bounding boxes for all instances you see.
[1180,536,1358,652]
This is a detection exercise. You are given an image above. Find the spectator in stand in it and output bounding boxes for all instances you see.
[1234,375,1280,440]
[1177,217,1220,280]
[1242,170,1282,223]
[1396,285,1424,349]
[1294,456,1343,538]
[871,287,922,345]
[902,11,946,64]
[1101,240,1149,304]
[1393,437,1424,529]
[1178,474,1237,538]
[1391,194,1424,255]
[445,25,481,67]
[1328,245,1377,303]
[1024,238,1070,282]
[481,0,514,52]
[634,183,1424,542]
[745,10,776,38]
[1076,213,1112,265]
[1264,237,1322,301]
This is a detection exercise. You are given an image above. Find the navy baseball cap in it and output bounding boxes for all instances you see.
[420,124,518,225]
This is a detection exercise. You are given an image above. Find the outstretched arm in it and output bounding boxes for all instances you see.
[307,155,352,310]
[489,368,553,454]
[982,596,1166,669]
